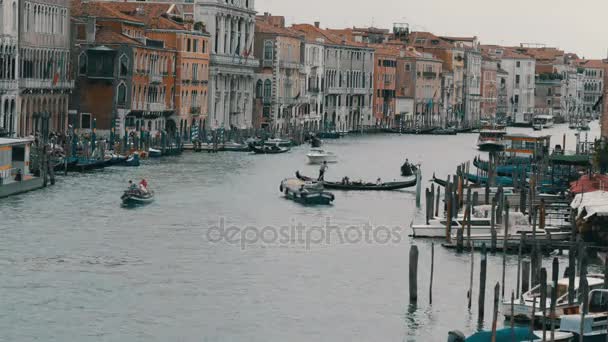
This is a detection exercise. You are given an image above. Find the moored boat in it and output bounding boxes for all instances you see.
[148,148,162,158]
[264,138,293,147]
[306,149,337,164]
[279,178,335,205]
[250,144,290,154]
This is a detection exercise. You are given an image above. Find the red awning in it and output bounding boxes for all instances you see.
[570,174,608,195]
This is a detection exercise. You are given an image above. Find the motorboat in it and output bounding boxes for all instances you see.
[296,172,417,191]
[559,289,608,340]
[306,149,338,164]
[532,115,554,131]
[477,129,506,152]
[148,148,162,158]
[279,178,335,205]
[223,141,251,152]
[121,189,154,207]
[502,274,605,323]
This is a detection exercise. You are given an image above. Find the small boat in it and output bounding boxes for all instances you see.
[431,127,458,135]
[222,142,251,152]
[296,172,417,191]
[250,144,290,154]
[477,129,506,152]
[558,289,608,341]
[67,158,107,172]
[123,153,140,167]
[264,138,293,148]
[148,148,162,158]
[307,149,337,164]
[450,327,573,342]
[310,136,322,148]
[502,274,605,323]
[465,173,514,187]
[473,157,530,177]
[401,161,418,177]
[121,189,155,207]
[317,131,342,139]
[532,115,554,131]
[104,153,128,166]
[279,178,335,205]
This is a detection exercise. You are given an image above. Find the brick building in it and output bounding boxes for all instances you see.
[71,1,209,141]
[371,45,397,127]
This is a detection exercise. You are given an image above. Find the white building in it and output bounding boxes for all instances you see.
[301,39,325,130]
[0,0,19,136]
[482,46,536,125]
[195,0,259,129]
[464,49,482,125]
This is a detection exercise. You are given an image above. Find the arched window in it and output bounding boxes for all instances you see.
[12,1,17,31]
[264,41,273,61]
[119,55,129,76]
[255,80,263,98]
[117,83,127,105]
[78,52,87,75]
[263,79,271,98]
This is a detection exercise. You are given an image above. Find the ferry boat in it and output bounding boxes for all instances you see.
[477,129,507,152]
[532,115,554,131]
[0,137,44,198]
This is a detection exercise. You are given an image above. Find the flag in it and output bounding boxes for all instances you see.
[45,59,53,79]
[53,55,63,86]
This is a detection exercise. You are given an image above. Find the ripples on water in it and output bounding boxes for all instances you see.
[0,122,602,341]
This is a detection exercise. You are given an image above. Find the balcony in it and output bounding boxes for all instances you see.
[0,80,18,91]
[279,61,301,69]
[147,103,166,112]
[19,79,74,89]
[262,60,274,68]
[308,87,320,93]
[150,74,162,84]
[263,97,272,105]
[210,54,259,68]
[423,72,437,79]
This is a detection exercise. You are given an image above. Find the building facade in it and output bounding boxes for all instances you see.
[19,0,73,137]
[254,15,308,132]
[480,55,497,120]
[372,46,397,127]
[195,0,258,130]
[0,0,19,137]
[576,59,604,117]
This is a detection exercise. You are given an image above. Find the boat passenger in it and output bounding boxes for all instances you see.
[128,180,138,191]
[140,178,148,189]
[376,178,382,185]
[318,161,328,181]
[14,169,22,182]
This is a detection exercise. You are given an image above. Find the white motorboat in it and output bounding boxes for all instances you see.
[306,149,338,164]
[502,274,605,322]
[559,289,608,340]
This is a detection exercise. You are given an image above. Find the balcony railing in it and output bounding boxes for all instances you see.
[262,60,273,68]
[422,72,437,78]
[19,79,74,89]
[150,74,162,83]
[279,61,301,69]
[211,54,259,68]
[147,103,166,112]
[0,79,18,91]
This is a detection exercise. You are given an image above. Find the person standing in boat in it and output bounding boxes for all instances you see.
[139,179,148,194]
[318,161,328,181]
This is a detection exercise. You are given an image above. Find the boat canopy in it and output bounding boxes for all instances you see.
[571,190,608,220]
[550,154,591,166]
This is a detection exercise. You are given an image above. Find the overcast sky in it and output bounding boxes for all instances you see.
[257,0,607,59]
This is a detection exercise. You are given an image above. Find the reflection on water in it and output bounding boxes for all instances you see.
[0,122,602,341]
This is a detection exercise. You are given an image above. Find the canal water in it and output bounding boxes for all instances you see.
[0,122,603,341]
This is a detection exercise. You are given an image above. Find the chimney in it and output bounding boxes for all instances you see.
[314,21,320,28]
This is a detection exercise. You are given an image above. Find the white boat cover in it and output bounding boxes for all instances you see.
[571,190,608,220]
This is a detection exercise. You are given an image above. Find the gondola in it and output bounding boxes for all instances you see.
[121,189,154,207]
[296,172,417,191]
[148,148,162,158]
[250,144,290,154]
[432,174,447,187]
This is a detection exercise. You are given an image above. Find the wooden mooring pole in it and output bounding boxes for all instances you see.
[478,243,487,323]
[490,282,500,342]
[429,243,434,305]
[409,245,418,303]
[501,202,509,299]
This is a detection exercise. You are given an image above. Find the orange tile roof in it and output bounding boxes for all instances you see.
[408,31,455,50]
[576,59,606,69]
[291,24,371,49]
[94,26,144,46]
[256,20,303,39]
[71,0,143,24]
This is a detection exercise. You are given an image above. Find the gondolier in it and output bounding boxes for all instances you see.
[318,161,328,181]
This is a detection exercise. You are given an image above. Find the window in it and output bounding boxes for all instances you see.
[81,113,92,129]
[264,41,273,61]
[187,39,191,52]
[515,75,520,85]
[193,39,198,53]
[514,95,519,103]
[256,80,263,98]
[78,52,87,75]
[119,55,129,76]
[516,61,520,68]
[12,1,17,31]
[117,83,127,105]
[263,79,271,98]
